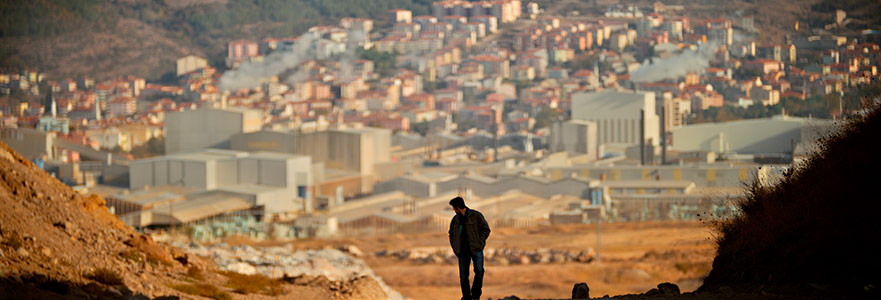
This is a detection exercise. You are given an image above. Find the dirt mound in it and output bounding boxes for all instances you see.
[0,141,189,298]
[0,140,399,299]
[701,105,881,297]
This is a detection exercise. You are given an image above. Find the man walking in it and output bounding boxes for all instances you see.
[448,196,491,300]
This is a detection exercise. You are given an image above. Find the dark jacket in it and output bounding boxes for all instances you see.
[449,208,491,256]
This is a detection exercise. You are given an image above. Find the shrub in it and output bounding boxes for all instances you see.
[87,268,123,286]
[119,249,144,263]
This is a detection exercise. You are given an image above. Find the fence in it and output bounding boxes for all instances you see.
[337,215,546,236]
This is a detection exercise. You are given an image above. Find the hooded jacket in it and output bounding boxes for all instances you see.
[448,208,491,256]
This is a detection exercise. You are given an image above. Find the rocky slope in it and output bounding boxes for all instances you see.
[0,140,396,299]
[0,140,183,299]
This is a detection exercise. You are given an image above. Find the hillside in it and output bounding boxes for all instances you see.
[6,0,878,82]
[0,0,432,80]
[0,139,184,298]
[0,140,394,299]
[699,104,881,298]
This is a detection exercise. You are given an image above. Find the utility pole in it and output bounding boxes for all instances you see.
[595,217,602,262]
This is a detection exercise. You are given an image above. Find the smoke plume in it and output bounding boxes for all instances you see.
[218,34,319,91]
[629,43,719,83]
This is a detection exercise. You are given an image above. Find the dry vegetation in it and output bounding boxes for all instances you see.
[171,282,232,300]
[86,267,124,286]
[703,105,881,297]
[221,270,286,295]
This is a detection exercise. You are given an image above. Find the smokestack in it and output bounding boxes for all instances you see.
[493,121,499,162]
[593,61,600,89]
[661,106,666,165]
[640,109,645,166]
[50,93,57,118]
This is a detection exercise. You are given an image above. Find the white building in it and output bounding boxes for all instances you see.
[129,149,312,218]
[230,127,390,174]
[549,120,598,159]
[164,107,262,154]
[571,90,660,147]
[176,55,208,76]
[671,115,833,154]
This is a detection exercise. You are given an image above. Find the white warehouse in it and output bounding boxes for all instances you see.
[571,90,660,147]
[128,149,312,218]
[671,115,833,154]
[549,119,599,159]
[164,107,262,154]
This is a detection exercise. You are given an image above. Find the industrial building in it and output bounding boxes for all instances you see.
[229,125,391,195]
[127,149,312,226]
[164,107,262,154]
[571,90,660,147]
[549,119,598,159]
[374,171,605,202]
[671,115,833,154]
[0,127,56,160]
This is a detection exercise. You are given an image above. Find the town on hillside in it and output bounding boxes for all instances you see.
[1,0,879,241]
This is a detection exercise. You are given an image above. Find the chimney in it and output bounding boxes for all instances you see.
[660,107,666,165]
[639,109,645,166]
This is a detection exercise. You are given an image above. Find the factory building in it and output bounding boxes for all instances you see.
[164,107,262,154]
[229,126,391,194]
[671,115,833,154]
[571,90,660,147]
[549,120,598,159]
[127,149,312,225]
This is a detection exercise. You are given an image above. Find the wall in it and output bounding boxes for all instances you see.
[165,108,261,154]
[571,90,660,146]
[671,116,832,153]
[0,128,55,160]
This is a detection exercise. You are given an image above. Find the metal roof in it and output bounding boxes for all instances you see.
[146,191,252,224]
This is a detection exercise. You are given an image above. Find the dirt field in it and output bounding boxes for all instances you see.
[283,221,717,300]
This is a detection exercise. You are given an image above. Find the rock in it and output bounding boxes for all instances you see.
[620,268,652,282]
[340,245,363,257]
[106,286,123,296]
[225,262,257,275]
[572,282,590,299]
[22,235,35,243]
[500,296,520,300]
[41,247,52,257]
[645,288,660,296]
[657,282,680,295]
[16,247,29,257]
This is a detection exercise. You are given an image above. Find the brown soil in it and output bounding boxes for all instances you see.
[257,222,716,300]
[0,140,388,300]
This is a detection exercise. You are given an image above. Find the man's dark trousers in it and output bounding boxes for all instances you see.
[458,250,484,300]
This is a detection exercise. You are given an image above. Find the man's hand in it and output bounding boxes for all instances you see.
[479,213,491,242]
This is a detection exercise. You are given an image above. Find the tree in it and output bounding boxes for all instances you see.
[412,120,430,136]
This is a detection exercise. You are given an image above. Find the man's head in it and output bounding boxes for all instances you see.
[449,196,467,216]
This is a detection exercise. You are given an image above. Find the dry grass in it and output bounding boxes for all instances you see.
[186,266,205,281]
[119,249,144,263]
[87,268,123,286]
[221,271,285,296]
[171,283,232,300]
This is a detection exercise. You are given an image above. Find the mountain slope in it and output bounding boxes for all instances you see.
[0,0,432,81]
